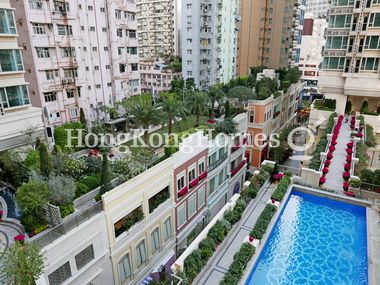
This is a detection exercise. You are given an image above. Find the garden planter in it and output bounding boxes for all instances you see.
[199,171,207,180]
[345,191,356,197]
[343,171,350,181]
[189,178,199,188]
[178,186,188,198]
[322,167,329,175]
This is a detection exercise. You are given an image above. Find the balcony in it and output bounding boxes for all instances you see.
[231,144,242,153]
[0,85,30,110]
[231,159,247,177]
[208,153,228,172]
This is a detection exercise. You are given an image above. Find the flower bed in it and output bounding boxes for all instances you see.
[271,174,292,202]
[250,204,277,240]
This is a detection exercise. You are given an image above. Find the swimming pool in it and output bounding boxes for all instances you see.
[247,189,368,285]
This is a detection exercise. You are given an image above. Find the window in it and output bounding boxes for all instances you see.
[187,49,192,55]
[249,111,254,123]
[186,4,192,9]
[127,47,138,55]
[188,167,196,182]
[187,71,192,76]
[198,187,205,208]
[53,0,69,13]
[328,14,352,28]
[128,30,136,38]
[119,63,125,73]
[131,63,138,71]
[57,24,72,35]
[48,262,71,285]
[209,176,216,194]
[151,228,160,254]
[66,89,75,98]
[105,65,110,69]
[119,254,132,283]
[117,28,123,37]
[177,203,186,228]
[365,36,380,49]
[187,38,192,43]
[361,57,379,71]
[36,47,52,58]
[126,12,135,21]
[45,69,59,80]
[331,0,355,5]
[322,57,345,70]
[163,217,172,241]
[107,82,112,87]
[95,84,101,89]
[188,194,197,218]
[69,107,79,118]
[369,13,380,27]
[92,47,97,52]
[218,169,225,186]
[115,9,121,19]
[0,9,16,34]
[325,36,348,49]
[60,47,75,58]
[130,79,139,87]
[0,50,23,72]
[104,47,109,51]
[0,85,30,108]
[198,161,205,174]
[88,5,93,11]
[90,26,95,31]
[94,65,99,70]
[136,240,147,268]
[118,47,124,55]
[32,23,46,34]
[177,175,185,191]
[75,245,94,270]
[102,27,107,32]
[63,68,78,78]
[29,0,43,10]
[44,92,57,102]
[100,7,105,12]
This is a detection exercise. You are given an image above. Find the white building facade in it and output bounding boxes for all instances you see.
[318,0,380,114]
[181,0,239,90]
[136,0,178,59]
[11,0,140,130]
[0,0,44,151]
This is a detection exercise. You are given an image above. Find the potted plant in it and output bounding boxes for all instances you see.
[343,171,351,181]
[357,133,363,138]
[322,167,329,176]
[347,142,353,148]
[327,152,334,160]
[346,155,352,163]
[344,163,351,171]
[324,160,331,167]
[329,145,336,152]
[343,181,349,191]
[319,177,326,186]
[346,148,353,155]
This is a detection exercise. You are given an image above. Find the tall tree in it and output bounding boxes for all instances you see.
[159,93,188,134]
[123,95,164,144]
[215,118,238,135]
[38,143,52,177]
[79,108,86,125]
[170,77,185,96]
[186,91,208,127]
[100,152,111,195]
[208,84,225,119]
[1,241,44,285]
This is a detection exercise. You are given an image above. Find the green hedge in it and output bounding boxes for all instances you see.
[271,176,291,202]
[250,204,277,240]
[309,112,337,170]
[365,125,376,147]
[219,243,255,285]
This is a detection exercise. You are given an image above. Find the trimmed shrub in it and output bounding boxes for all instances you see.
[75,182,89,197]
[199,237,216,260]
[250,204,277,240]
[271,176,291,202]
[81,176,100,190]
[207,220,231,245]
[184,249,204,282]
[219,243,255,285]
[60,203,74,218]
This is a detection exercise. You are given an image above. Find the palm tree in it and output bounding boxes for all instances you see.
[186,91,209,127]
[215,117,238,135]
[123,95,163,144]
[159,92,188,134]
[208,84,225,119]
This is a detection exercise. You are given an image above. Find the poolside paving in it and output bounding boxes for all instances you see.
[324,119,351,191]
[197,183,276,285]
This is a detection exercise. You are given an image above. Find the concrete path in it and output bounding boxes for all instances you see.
[324,119,351,191]
[197,183,276,285]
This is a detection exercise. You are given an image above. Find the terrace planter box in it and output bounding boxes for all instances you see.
[178,186,188,198]
[199,171,207,180]
[189,178,199,188]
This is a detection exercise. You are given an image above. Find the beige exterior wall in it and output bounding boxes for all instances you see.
[102,157,175,285]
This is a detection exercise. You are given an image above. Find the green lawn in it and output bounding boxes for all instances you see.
[124,115,210,153]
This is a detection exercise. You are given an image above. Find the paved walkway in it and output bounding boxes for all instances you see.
[325,119,351,191]
[197,183,276,285]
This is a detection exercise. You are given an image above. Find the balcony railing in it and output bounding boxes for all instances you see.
[208,153,228,172]
[30,201,103,248]
[231,159,247,177]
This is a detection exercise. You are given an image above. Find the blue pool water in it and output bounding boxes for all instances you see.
[247,190,368,285]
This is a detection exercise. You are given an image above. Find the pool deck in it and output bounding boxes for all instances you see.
[196,182,277,285]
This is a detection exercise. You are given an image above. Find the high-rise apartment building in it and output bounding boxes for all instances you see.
[237,0,306,76]
[181,0,239,90]
[136,0,178,59]
[298,16,328,83]
[306,0,330,18]
[11,0,140,130]
[318,0,380,115]
[0,0,44,151]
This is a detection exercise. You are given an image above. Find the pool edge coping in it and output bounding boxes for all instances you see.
[239,183,372,285]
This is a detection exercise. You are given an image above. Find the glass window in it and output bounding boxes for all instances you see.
[45,69,59,80]
[48,262,72,285]
[136,240,147,268]
[323,57,345,70]
[209,176,216,194]
[177,203,186,228]
[328,14,351,28]
[198,162,205,174]
[44,92,57,102]
[118,254,132,283]
[0,85,29,108]
[218,169,225,186]
[361,57,379,71]
[188,194,196,218]
[164,217,172,241]
[177,176,185,191]
[188,168,196,182]
[198,187,205,208]
[29,0,43,10]
[60,47,75,58]
[0,9,16,34]
[365,36,380,49]
[57,24,72,35]
[75,245,94,270]
[0,50,23,72]
[32,23,46,34]
[151,228,160,254]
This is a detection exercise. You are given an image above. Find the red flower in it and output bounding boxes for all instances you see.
[329,145,335,152]
[319,177,326,184]
[346,155,352,162]
[207,119,217,124]
[327,152,334,160]
[325,160,331,167]
[322,167,329,175]
[343,181,350,189]
[249,236,254,242]
[189,178,199,188]
[375,188,380,194]
[178,186,188,198]
[14,234,25,242]
[331,140,337,146]
[343,171,351,180]
[344,163,351,171]
[199,171,207,180]
[347,142,353,148]
[357,133,363,138]
[346,148,353,155]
